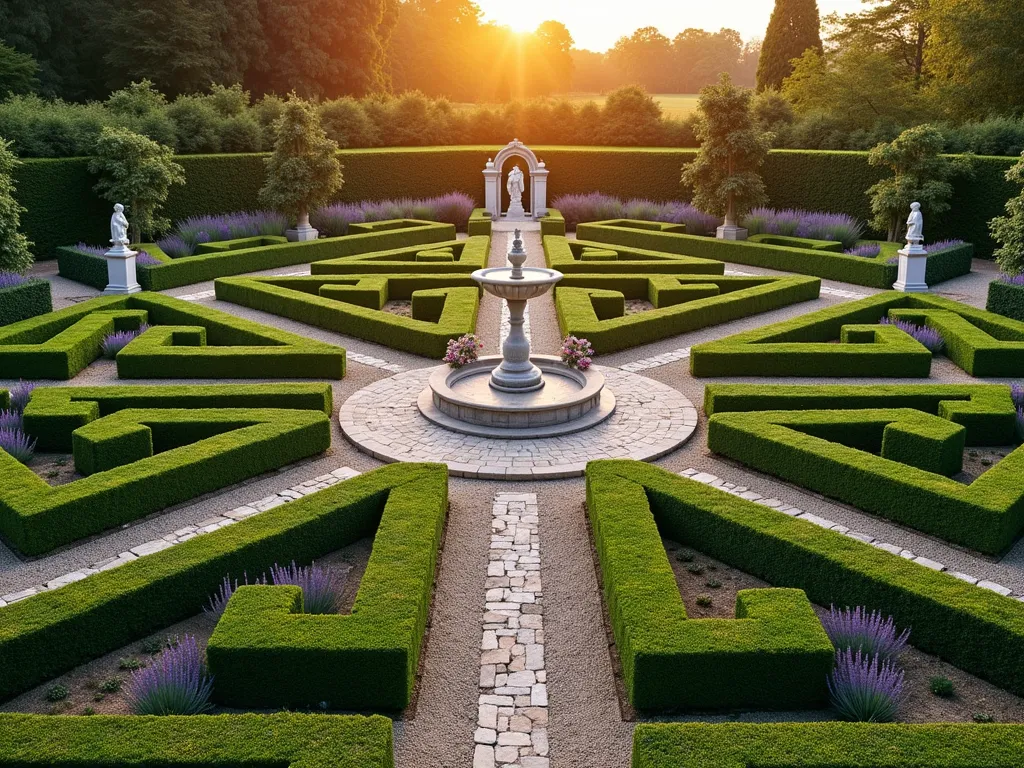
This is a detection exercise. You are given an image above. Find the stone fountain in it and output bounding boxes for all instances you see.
[418,230,615,437]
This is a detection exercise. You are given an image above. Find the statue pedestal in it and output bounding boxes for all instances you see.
[103,245,142,295]
[286,211,319,242]
[893,243,929,293]
[716,224,748,241]
[505,199,527,221]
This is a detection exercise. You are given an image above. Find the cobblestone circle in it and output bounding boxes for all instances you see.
[339,366,698,479]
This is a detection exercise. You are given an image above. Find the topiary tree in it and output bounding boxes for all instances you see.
[990,152,1024,276]
[682,74,773,237]
[259,96,343,238]
[0,136,34,273]
[866,124,972,242]
[757,0,823,92]
[88,127,185,244]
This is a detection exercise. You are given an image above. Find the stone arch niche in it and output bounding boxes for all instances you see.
[482,139,549,221]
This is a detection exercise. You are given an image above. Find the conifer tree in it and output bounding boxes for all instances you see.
[757,0,823,92]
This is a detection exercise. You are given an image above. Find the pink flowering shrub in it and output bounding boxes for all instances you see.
[560,335,593,370]
[443,334,483,368]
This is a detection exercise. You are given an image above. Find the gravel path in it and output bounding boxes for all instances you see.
[9,244,1024,767]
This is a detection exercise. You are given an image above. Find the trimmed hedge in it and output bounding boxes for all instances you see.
[17,148,1013,262]
[704,383,1018,446]
[555,273,820,354]
[0,463,446,702]
[708,407,1022,554]
[312,234,490,275]
[23,382,332,451]
[748,233,844,252]
[1,399,331,554]
[57,220,455,291]
[586,461,833,712]
[691,291,1024,378]
[215,273,480,358]
[987,279,1024,322]
[586,460,1024,697]
[543,235,725,276]
[632,722,1024,768]
[0,713,394,768]
[207,458,446,710]
[578,220,903,288]
[540,208,565,236]
[0,293,345,380]
[467,207,492,236]
[0,279,52,326]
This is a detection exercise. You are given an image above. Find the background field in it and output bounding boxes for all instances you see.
[453,93,701,120]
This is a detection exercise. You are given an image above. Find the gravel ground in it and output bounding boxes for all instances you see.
[8,242,1024,767]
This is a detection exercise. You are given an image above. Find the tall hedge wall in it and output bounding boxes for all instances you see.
[14,147,1017,260]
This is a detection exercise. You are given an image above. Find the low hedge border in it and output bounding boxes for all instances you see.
[586,460,1024,697]
[987,279,1024,322]
[0,279,52,327]
[703,383,1018,446]
[690,291,1024,378]
[215,274,479,358]
[0,713,394,768]
[555,273,820,354]
[0,463,447,704]
[708,407,1023,554]
[311,234,490,275]
[539,208,565,236]
[2,399,331,555]
[468,208,492,236]
[57,220,455,291]
[544,235,725,276]
[0,293,345,380]
[747,233,844,252]
[586,461,833,712]
[632,722,1024,768]
[22,382,332,451]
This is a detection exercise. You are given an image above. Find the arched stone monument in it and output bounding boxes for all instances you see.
[483,139,549,221]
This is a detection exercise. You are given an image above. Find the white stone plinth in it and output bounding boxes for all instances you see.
[102,245,142,294]
[286,211,319,241]
[893,244,929,292]
[716,224,748,241]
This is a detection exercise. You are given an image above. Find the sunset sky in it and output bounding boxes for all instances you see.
[475,0,865,51]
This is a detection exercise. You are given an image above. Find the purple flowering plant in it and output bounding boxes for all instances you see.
[822,605,910,662]
[880,316,945,354]
[8,381,35,413]
[101,324,150,359]
[827,648,905,722]
[0,427,36,464]
[270,560,347,615]
[0,271,28,288]
[560,335,594,371]
[444,334,483,369]
[124,635,213,715]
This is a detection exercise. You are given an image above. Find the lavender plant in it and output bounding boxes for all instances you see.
[927,239,966,253]
[549,193,719,235]
[156,234,195,259]
[822,605,910,661]
[204,573,266,618]
[1011,383,1023,408]
[845,243,882,258]
[73,243,108,257]
[0,427,37,464]
[444,334,483,369]
[827,648,905,722]
[999,273,1024,287]
[880,316,945,354]
[135,251,162,267]
[124,635,213,715]
[743,207,865,250]
[8,381,35,412]
[101,324,149,359]
[0,271,27,288]
[1017,405,1024,442]
[270,561,346,615]
[0,409,22,431]
[310,193,475,236]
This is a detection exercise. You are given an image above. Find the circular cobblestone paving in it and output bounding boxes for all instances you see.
[339,365,698,479]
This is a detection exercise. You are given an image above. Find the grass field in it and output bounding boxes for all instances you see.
[452,93,701,121]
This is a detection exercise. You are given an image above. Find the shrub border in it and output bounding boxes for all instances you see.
[310,234,490,275]
[987,280,1024,322]
[544,234,725,276]
[0,280,52,327]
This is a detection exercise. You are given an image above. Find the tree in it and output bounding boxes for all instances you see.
[0,43,39,97]
[990,152,1024,276]
[609,27,675,93]
[866,124,970,241]
[682,74,773,231]
[259,97,343,231]
[599,86,665,146]
[757,0,823,91]
[529,21,574,96]
[88,128,185,244]
[0,137,34,274]
[824,0,930,88]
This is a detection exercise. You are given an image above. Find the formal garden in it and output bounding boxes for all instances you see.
[5,2,1024,766]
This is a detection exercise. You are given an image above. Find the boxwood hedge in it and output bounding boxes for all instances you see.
[0,293,345,380]
[544,234,724,276]
[587,460,833,712]
[987,279,1024,322]
[586,460,1024,697]
[215,273,479,358]
[632,722,1024,768]
[311,234,490,275]
[1,399,331,555]
[0,713,394,768]
[0,279,52,327]
[555,273,820,353]
[691,291,1024,378]
[0,463,446,702]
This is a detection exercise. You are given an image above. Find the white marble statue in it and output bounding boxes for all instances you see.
[110,203,130,247]
[507,165,524,206]
[906,201,924,244]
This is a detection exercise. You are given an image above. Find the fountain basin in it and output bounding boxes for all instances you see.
[418,354,615,438]
[472,266,563,300]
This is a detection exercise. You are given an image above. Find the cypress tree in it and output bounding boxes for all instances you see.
[756,0,823,92]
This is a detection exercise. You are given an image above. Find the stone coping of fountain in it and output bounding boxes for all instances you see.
[471,267,563,299]
[418,354,615,438]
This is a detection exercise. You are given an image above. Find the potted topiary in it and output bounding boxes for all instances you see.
[260,95,343,242]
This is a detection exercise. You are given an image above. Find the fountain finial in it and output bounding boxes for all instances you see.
[508,228,527,279]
